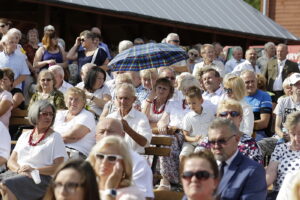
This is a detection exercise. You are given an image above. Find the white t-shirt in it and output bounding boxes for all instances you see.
[14,131,67,168]
[53,109,96,156]
[85,84,111,116]
[107,108,152,154]
[0,122,10,160]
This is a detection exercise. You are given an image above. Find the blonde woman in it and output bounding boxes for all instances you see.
[223,75,254,136]
[88,136,145,200]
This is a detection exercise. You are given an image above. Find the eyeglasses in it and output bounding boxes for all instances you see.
[224,88,233,94]
[53,182,84,194]
[171,40,180,43]
[41,78,52,82]
[182,170,214,180]
[40,112,54,117]
[0,24,6,28]
[208,135,236,146]
[218,111,240,118]
[80,38,85,42]
[95,153,123,163]
[164,76,176,81]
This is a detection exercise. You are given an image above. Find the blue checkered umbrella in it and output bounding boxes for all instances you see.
[108,43,188,71]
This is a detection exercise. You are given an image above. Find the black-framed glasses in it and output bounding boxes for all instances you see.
[0,24,6,28]
[95,153,123,163]
[53,182,84,194]
[182,170,214,180]
[208,135,236,146]
[224,87,233,94]
[218,111,240,118]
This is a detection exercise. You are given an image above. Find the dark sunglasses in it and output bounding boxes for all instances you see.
[190,53,199,57]
[224,88,233,94]
[182,170,214,180]
[208,135,236,146]
[0,24,6,28]
[218,111,240,118]
[171,40,180,43]
[80,38,85,42]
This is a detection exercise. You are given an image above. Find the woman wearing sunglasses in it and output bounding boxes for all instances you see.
[181,150,219,200]
[223,75,254,137]
[43,159,100,200]
[196,99,263,163]
[88,136,145,200]
[0,100,68,200]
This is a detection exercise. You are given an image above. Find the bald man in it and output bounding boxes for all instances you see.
[96,118,154,199]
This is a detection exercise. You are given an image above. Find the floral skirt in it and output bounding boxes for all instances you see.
[159,132,184,184]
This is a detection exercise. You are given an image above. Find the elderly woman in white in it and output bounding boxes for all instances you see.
[53,87,96,159]
[0,100,67,200]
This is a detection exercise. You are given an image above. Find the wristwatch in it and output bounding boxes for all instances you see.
[103,189,117,197]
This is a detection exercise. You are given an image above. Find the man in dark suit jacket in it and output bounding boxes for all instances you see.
[266,43,299,102]
[208,118,267,200]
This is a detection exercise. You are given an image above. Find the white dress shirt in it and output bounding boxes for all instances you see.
[273,59,287,91]
[107,108,152,154]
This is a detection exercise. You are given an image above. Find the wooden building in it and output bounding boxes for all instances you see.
[263,0,300,38]
[1,0,299,52]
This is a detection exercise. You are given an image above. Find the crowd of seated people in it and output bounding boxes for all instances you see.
[1,19,300,200]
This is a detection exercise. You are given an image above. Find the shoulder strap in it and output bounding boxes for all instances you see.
[91,48,99,64]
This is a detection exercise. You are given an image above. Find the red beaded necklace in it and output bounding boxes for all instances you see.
[152,99,167,114]
[28,127,50,146]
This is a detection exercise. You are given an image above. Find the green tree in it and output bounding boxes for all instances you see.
[244,0,260,10]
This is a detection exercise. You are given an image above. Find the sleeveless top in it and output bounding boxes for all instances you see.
[41,48,63,70]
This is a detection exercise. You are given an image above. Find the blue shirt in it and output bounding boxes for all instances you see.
[245,89,272,136]
[0,51,30,89]
[225,58,245,74]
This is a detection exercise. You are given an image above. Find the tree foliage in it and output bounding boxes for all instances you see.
[244,0,260,10]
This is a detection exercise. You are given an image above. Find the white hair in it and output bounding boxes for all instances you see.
[118,40,133,53]
[166,33,179,43]
[49,64,64,77]
[7,28,22,40]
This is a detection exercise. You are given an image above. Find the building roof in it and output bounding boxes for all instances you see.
[35,0,299,41]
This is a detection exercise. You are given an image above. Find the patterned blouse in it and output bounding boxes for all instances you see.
[30,90,66,110]
[195,133,263,164]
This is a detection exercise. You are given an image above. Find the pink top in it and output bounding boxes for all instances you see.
[0,90,13,127]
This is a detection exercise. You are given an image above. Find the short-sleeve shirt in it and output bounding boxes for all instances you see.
[14,131,68,168]
[0,51,30,89]
[77,48,107,70]
[107,108,152,154]
[245,89,272,135]
[85,84,111,116]
[0,90,13,127]
[270,142,300,191]
[53,109,96,156]
[182,106,215,138]
[0,122,10,160]
[274,96,300,128]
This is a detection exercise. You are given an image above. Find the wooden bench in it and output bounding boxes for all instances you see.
[9,109,32,141]
[144,135,173,173]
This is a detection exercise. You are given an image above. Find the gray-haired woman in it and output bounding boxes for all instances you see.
[0,100,67,200]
